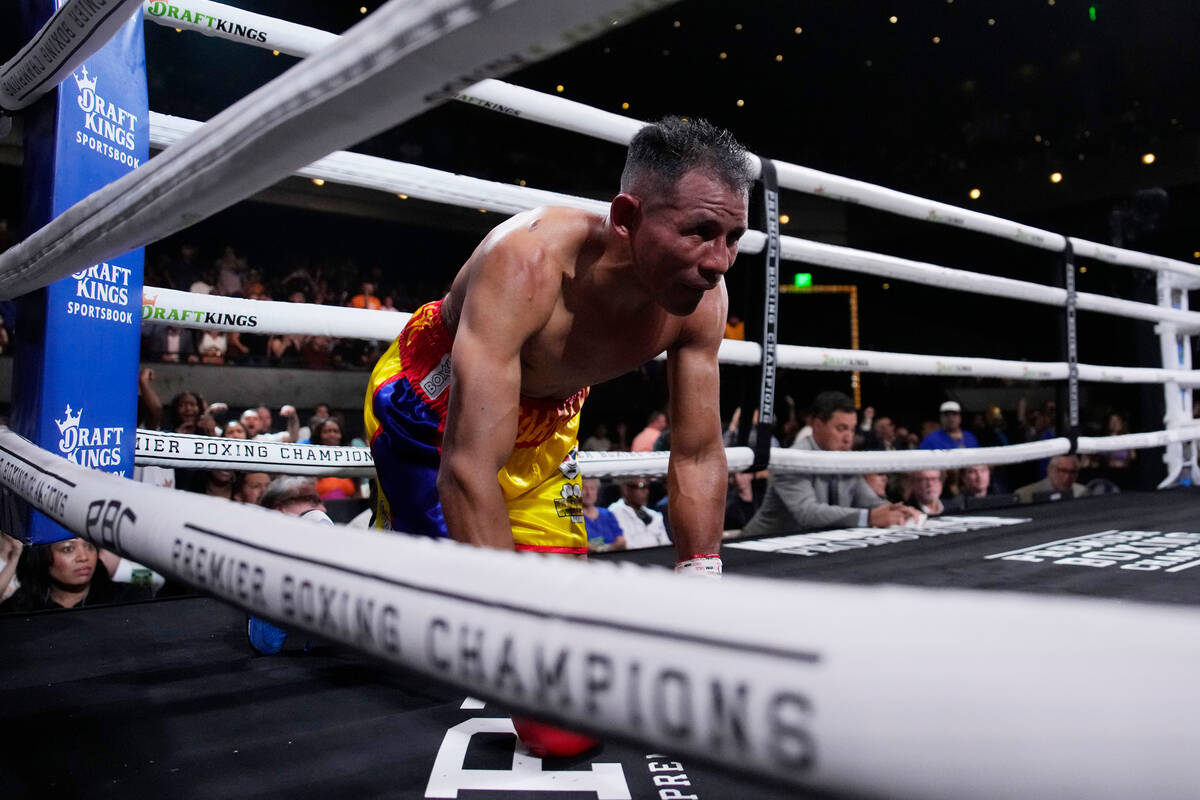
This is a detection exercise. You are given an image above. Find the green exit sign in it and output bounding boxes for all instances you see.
[793,272,813,288]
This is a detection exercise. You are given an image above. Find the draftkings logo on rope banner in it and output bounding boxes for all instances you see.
[72,67,140,168]
[142,292,259,328]
[144,2,269,43]
[56,405,123,469]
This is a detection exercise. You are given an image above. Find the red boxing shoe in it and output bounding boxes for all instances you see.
[511,715,599,757]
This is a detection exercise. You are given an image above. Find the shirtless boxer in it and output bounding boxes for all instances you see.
[365,117,751,575]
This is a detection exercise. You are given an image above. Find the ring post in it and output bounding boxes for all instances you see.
[1156,272,1199,487]
[8,1,148,543]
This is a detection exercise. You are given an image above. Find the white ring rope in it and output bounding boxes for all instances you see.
[143,285,411,339]
[0,0,143,112]
[133,425,1200,478]
[6,425,1200,799]
[141,0,339,59]
[0,0,671,299]
[139,285,1200,388]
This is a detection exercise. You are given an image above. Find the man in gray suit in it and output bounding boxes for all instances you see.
[741,391,921,536]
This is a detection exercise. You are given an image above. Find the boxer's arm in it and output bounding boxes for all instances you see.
[438,236,556,550]
[665,290,728,565]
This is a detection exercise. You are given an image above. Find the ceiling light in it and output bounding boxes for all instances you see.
[1034,134,1042,142]
[1142,153,1156,164]
[932,35,941,43]
[517,180,526,187]
[719,52,727,59]
[174,28,182,33]
[735,23,743,31]
[775,54,783,62]
[479,209,488,213]
[621,102,630,110]
[312,178,325,186]
[969,188,981,200]
[1079,266,1087,273]
[794,26,802,34]
[779,214,790,224]
[1050,172,1063,183]
[555,84,564,92]
[1193,251,1200,259]
[272,50,280,56]
[736,99,745,107]
[359,6,367,13]
[673,20,681,28]
[396,193,408,199]
[987,18,996,25]
[889,15,898,24]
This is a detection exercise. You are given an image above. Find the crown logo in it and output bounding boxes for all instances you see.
[56,404,82,435]
[73,66,97,93]
[143,291,158,307]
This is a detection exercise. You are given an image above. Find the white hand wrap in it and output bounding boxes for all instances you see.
[674,554,723,578]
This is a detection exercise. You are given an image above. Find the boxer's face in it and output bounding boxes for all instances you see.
[634,170,747,315]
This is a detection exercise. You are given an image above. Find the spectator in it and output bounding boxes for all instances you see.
[612,422,630,451]
[1016,455,1087,503]
[581,424,613,452]
[1096,411,1136,487]
[193,468,235,499]
[741,391,922,536]
[223,420,248,439]
[862,472,889,499]
[631,411,667,452]
[0,533,23,603]
[250,404,300,443]
[0,537,152,612]
[167,391,204,433]
[607,477,671,549]
[723,471,761,530]
[582,477,624,552]
[311,418,359,500]
[234,472,271,504]
[248,478,332,654]
[145,324,198,363]
[920,401,979,449]
[214,245,245,297]
[724,310,745,340]
[349,281,382,310]
[959,464,1003,499]
[197,329,229,364]
[861,415,901,451]
[905,470,959,516]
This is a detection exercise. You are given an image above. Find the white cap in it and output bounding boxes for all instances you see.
[939,401,962,413]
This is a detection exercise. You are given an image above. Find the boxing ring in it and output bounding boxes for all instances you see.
[2,2,1200,798]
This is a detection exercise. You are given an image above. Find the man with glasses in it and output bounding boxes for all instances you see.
[1016,454,1087,503]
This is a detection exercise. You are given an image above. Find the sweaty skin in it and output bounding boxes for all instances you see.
[436,169,748,560]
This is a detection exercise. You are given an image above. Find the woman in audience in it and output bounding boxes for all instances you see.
[311,417,359,500]
[1,537,152,612]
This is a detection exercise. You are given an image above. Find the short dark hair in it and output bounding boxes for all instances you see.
[810,391,856,423]
[621,117,754,198]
